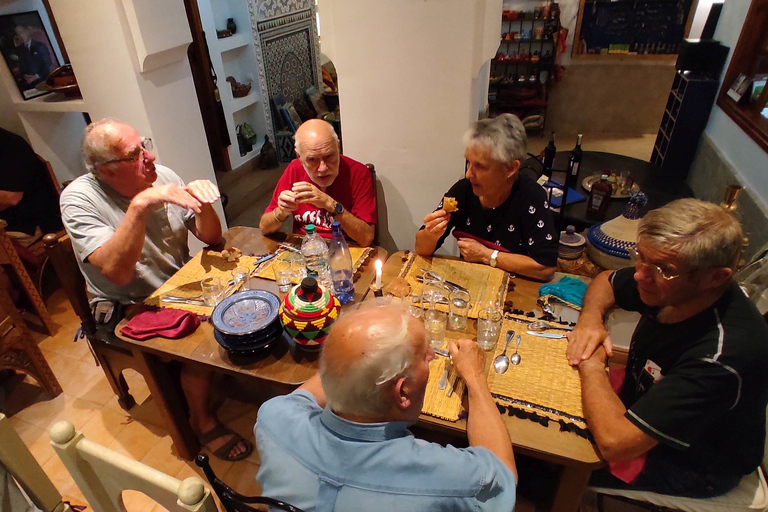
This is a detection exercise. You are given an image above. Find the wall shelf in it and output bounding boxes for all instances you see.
[230,91,258,113]
[218,33,249,53]
[13,95,87,113]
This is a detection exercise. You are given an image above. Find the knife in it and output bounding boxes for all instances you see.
[526,330,567,339]
[161,296,206,306]
[253,253,277,266]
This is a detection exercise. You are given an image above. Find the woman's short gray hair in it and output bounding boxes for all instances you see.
[82,118,124,173]
[320,300,421,418]
[638,198,744,271]
[463,113,527,166]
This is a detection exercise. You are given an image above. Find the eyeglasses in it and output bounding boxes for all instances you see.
[99,138,153,166]
[628,247,687,281]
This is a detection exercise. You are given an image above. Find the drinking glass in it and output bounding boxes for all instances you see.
[406,293,423,318]
[422,283,446,311]
[477,305,503,351]
[290,253,307,283]
[232,266,250,286]
[272,257,293,292]
[424,309,447,349]
[448,289,471,331]
[201,277,222,307]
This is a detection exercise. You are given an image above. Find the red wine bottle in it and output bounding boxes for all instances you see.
[566,134,583,189]
[542,131,556,178]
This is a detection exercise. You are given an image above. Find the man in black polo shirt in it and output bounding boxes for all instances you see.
[0,127,62,245]
[566,198,768,498]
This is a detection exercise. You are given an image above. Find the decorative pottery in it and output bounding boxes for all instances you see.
[226,17,237,34]
[280,277,341,349]
[559,225,586,260]
[586,192,648,269]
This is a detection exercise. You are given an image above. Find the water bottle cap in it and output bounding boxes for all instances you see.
[331,221,341,233]
[305,224,316,235]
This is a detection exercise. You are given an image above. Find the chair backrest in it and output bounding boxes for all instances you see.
[195,454,305,512]
[51,421,218,512]
[366,163,380,245]
[43,233,96,335]
[0,414,72,512]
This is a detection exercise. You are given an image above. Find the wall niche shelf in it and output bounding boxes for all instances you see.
[230,91,258,112]
[218,33,249,53]
[13,95,87,113]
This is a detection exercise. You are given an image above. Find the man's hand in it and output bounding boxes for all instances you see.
[292,181,334,212]
[422,210,450,237]
[578,344,609,373]
[448,339,487,388]
[132,183,202,213]
[185,180,220,205]
[457,238,492,264]
[277,190,300,213]
[567,318,612,366]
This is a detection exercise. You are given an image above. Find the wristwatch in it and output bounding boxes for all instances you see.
[489,250,499,268]
[333,202,344,217]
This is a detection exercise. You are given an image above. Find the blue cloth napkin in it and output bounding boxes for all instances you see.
[539,276,589,309]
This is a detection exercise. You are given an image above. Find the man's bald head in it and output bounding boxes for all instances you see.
[293,119,340,189]
[320,301,430,420]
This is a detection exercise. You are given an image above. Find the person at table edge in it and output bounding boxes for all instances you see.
[415,114,557,281]
[255,301,517,511]
[259,119,377,246]
[567,198,768,497]
[60,119,252,462]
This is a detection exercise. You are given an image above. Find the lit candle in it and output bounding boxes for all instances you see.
[375,259,382,289]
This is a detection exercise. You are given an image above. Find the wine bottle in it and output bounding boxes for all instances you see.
[542,131,556,178]
[566,134,583,189]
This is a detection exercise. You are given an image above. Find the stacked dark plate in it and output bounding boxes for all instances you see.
[211,290,283,357]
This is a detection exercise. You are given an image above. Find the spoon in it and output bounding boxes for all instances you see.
[493,330,515,374]
[529,320,574,332]
[510,335,522,365]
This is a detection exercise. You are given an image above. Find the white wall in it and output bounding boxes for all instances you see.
[318,0,501,252]
[703,0,768,212]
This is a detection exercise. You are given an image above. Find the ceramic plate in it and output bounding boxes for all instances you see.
[212,290,280,336]
[213,328,282,355]
[581,174,640,199]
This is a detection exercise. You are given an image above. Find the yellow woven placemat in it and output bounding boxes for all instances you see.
[421,353,464,422]
[144,250,259,315]
[254,247,373,282]
[486,319,588,433]
[397,254,509,318]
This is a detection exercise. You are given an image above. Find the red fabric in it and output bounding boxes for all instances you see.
[120,308,200,341]
[607,365,648,483]
[451,230,512,253]
[265,155,377,238]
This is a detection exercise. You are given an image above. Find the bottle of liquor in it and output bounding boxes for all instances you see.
[542,131,556,178]
[566,134,583,190]
[587,174,612,219]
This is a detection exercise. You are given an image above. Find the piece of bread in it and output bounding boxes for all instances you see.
[442,197,458,213]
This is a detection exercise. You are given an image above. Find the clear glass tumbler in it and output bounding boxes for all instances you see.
[201,276,222,307]
[424,309,447,349]
[272,257,293,293]
[406,293,423,318]
[477,305,502,351]
[232,266,250,286]
[448,289,471,331]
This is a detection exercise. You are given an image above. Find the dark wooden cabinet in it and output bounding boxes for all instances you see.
[651,71,719,179]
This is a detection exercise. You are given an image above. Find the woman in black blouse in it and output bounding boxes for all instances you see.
[415,114,557,281]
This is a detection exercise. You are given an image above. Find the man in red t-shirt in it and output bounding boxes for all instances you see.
[259,119,376,246]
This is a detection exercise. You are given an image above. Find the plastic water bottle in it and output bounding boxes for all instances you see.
[301,224,331,288]
[328,221,354,304]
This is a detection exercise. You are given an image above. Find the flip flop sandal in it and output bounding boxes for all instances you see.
[197,424,253,462]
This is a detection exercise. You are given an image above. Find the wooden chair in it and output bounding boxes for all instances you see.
[0,413,73,512]
[50,420,218,512]
[42,232,139,410]
[365,163,380,245]
[0,282,61,397]
[195,454,306,512]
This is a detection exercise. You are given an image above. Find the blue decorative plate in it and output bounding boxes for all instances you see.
[212,290,280,336]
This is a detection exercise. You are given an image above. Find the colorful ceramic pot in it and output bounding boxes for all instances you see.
[280,277,341,349]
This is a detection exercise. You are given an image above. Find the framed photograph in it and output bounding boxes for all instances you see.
[727,73,752,103]
[0,11,60,100]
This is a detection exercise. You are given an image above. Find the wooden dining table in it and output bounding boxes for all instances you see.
[116,231,601,512]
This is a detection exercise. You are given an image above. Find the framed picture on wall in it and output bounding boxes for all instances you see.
[727,73,752,103]
[0,11,61,100]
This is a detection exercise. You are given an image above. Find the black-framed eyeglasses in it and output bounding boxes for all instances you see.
[99,138,153,166]
[628,247,690,281]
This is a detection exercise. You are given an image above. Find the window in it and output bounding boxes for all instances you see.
[717,0,768,153]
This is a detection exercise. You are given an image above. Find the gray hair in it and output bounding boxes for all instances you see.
[294,120,339,155]
[463,113,527,165]
[82,118,126,173]
[320,300,420,418]
[638,198,744,271]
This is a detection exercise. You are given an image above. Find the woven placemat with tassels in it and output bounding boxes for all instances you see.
[397,254,510,319]
[254,247,373,282]
[421,350,465,422]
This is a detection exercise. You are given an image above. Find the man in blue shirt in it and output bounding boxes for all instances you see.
[255,302,517,511]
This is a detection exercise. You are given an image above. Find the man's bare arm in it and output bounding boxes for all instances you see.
[335,209,375,247]
[185,180,222,245]
[0,190,23,212]
[457,239,555,281]
[566,270,616,365]
[579,347,657,461]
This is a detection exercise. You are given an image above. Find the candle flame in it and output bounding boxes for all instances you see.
[375,260,382,271]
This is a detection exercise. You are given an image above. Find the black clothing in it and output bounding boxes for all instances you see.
[427,175,558,267]
[609,267,768,495]
[15,40,52,88]
[0,128,62,235]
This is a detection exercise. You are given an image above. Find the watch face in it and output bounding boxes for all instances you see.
[334,202,344,215]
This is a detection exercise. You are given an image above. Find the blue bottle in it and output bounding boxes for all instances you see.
[328,221,354,304]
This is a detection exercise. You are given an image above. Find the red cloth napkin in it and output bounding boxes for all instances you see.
[451,230,512,253]
[607,366,648,484]
[120,308,200,341]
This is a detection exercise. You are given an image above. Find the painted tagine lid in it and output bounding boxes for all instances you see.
[279,277,341,349]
